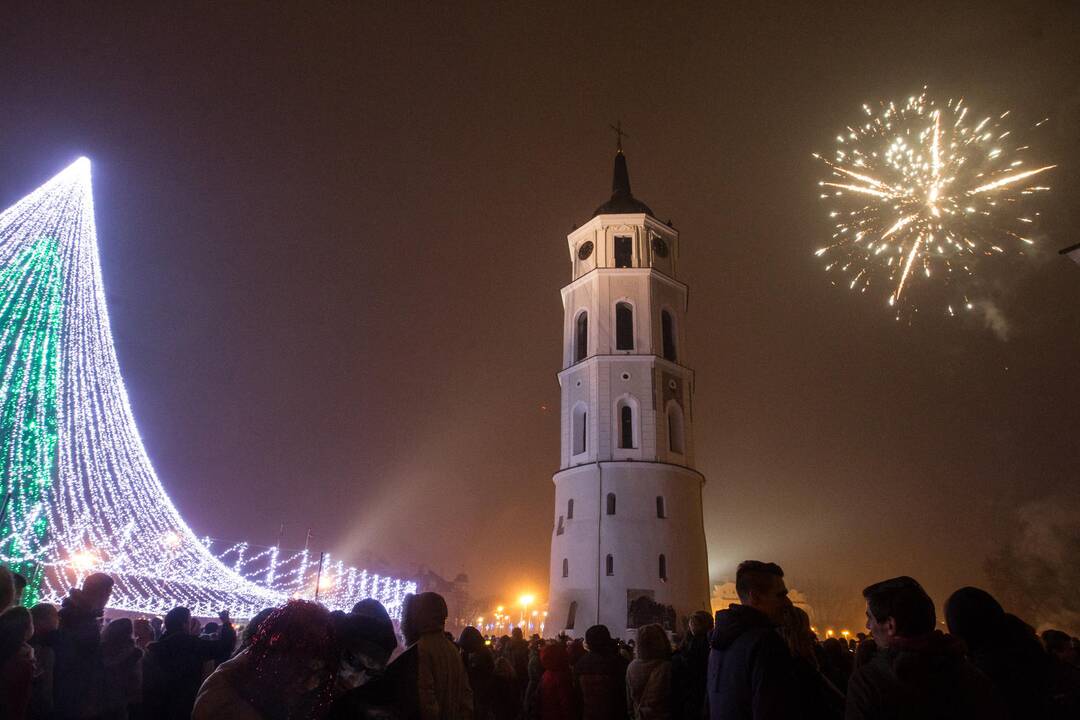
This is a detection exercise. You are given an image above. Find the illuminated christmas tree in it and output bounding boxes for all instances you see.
[0,159,413,615]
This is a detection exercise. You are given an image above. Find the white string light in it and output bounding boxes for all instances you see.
[0,158,414,618]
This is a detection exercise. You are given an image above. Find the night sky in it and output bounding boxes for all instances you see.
[2,2,1078,623]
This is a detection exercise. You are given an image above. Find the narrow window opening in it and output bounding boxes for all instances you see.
[556,516,565,535]
[567,499,574,519]
[562,558,569,578]
[668,403,685,455]
[566,601,578,629]
[574,311,588,362]
[573,405,587,455]
[659,554,667,581]
[606,493,616,515]
[656,496,666,519]
[662,310,677,362]
[605,554,614,576]
[614,236,632,268]
[616,302,634,350]
[619,403,634,449]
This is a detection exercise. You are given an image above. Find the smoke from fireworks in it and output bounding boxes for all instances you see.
[813,90,1054,318]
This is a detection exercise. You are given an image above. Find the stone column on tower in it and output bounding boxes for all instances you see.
[547,142,711,638]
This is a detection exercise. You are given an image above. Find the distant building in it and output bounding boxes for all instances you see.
[547,141,711,639]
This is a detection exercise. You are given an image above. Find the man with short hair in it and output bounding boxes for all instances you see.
[142,606,236,720]
[707,560,799,720]
[846,576,1005,719]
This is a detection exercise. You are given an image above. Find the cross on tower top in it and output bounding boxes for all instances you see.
[609,120,629,152]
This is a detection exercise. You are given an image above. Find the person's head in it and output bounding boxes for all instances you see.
[163,606,192,635]
[30,603,58,635]
[634,623,671,661]
[735,560,791,623]
[458,625,485,655]
[242,600,337,716]
[335,611,400,687]
[584,624,614,654]
[102,617,133,648]
[511,626,524,641]
[862,576,935,648]
[1042,630,1078,664]
[400,592,447,646]
[351,598,391,622]
[688,610,714,637]
[80,573,115,612]
[201,621,220,636]
[0,567,13,612]
[11,573,26,604]
[777,605,816,664]
[0,606,33,660]
[132,618,154,646]
[943,586,1004,651]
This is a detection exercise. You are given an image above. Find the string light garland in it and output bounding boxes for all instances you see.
[0,158,415,617]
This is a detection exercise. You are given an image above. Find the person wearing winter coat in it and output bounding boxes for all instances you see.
[1,606,36,720]
[626,624,672,720]
[142,606,236,720]
[401,592,473,720]
[99,618,144,720]
[707,561,800,720]
[193,601,339,720]
[573,625,628,720]
[777,606,843,720]
[846,576,1005,720]
[670,612,712,720]
[489,656,520,720]
[53,572,115,720]
[28,602,59,719]
[945,586,1078,719]
[535,641,579,720]
[459,626,496,720]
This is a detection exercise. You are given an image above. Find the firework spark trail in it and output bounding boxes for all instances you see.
[813,90,1055,317]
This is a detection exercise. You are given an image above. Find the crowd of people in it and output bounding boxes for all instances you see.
[2,561,1079,719]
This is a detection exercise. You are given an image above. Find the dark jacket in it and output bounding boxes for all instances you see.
[844,631,1006,720]
[327,644,421,720]
[53,589,108,719]
[706,604,799,720]
[538,644,579,720]
[28,629,58,719]
[574,648,629,720]
[141,624,236,720]
[671,633,710,720]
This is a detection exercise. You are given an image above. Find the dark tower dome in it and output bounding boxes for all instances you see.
[592,149,654,217]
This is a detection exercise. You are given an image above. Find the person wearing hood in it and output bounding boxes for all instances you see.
[846,576,1005,720]
[707,560,800,720]
[536,641,579,720]
[626,624,672,720]
[458,626,496,720]
[573,624,628,720]
[671,611,712,720]
[400,592,473,720]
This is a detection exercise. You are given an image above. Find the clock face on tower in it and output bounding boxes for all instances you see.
[652,236,669,258]
[578,241,595,261]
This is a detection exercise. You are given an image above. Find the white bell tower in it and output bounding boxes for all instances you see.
[547,137,710,638]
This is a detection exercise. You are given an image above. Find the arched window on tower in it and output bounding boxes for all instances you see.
[615,302,634,351]
[566,601,578,630]
[606,554,614,576]
[618,402,634,449]
[556,516,564,535]
[562,558,569,578]
[567,498,574,519]
[661,310,677,362]
[574,311,588,362]
[656,496,666,519]
[659,554,667,581]
[614,236,632,268]
[572,404,587,456]
[667,402,685,455]
[606,493,616,515]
